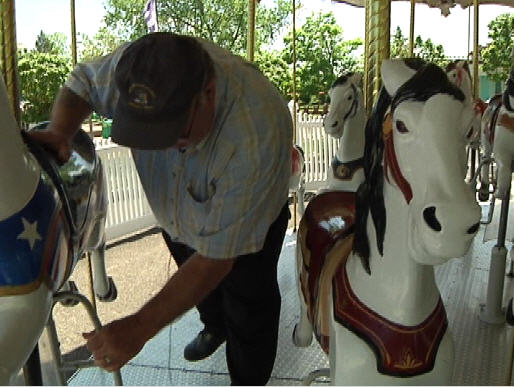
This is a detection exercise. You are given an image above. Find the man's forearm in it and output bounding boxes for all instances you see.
[50,86,93,137]
[135,253,234,342]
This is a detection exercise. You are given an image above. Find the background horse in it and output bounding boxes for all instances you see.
[445,60,487,179]
[322,72,366,192]
[478,69,514,201]
[0,77,114,385]
[293,59,480,385]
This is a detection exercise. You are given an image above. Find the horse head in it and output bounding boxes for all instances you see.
[323,72,363,139]
[445,60,472,99]
[355,59,481,270]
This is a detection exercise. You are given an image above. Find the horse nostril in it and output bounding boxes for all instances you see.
[423,206,442,232]
[331,121,338,128]
[467,222,479,234]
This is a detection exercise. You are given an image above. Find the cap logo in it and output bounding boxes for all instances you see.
[128,83,156,110]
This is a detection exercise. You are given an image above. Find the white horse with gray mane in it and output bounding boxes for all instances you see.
[322,72,366,192]
[0,77,115,385]
[293,59,480,385]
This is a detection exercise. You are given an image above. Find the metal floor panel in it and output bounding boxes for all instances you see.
[69,212,514,386]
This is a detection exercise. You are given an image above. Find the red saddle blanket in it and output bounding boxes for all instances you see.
[332,263,448,377]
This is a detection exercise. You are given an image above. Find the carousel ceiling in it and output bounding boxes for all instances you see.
[332,0,514,16]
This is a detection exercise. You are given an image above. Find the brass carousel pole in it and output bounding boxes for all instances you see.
[247,0,256,62]
[70,0,77,66]
[409,0,415,56]
[0,0,20,124]
[364,0,391,115]
[70,0,97,313]
[363,0,370,111]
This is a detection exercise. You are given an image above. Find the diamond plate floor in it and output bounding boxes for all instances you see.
[67,206,514,386]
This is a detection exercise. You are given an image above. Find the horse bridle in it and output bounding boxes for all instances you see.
[382,113,413,204]
[343,84,359,121]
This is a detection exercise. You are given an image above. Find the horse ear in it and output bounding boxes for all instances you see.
[381,59,417,96]
[351,72,363,88]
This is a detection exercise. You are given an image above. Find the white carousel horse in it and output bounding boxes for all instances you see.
[478,70,514,201]
[293,59,481,385]
[322,72,366,192]
[0,77,115,385]
[289,144,306,216]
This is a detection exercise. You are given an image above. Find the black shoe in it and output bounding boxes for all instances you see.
[183,330,226,361]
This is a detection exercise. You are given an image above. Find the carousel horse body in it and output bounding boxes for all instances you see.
[479,72,514,201]
[0,78,112,385]
[322,73,366,192]
[290,144,306,215]
[293,59,480,385]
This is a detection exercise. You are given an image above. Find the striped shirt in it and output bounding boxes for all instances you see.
[66,38,293,259]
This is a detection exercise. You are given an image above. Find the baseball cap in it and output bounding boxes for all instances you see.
[112,32,211,149]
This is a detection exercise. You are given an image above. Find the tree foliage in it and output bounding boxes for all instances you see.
[35,31,70,57]
[390,26,447,68]
[282,12,362,104]
[18,51,71,123]
[102,0,292,56]
[79,27,125,61]
[481,13,514,83]
[254,49,291,99]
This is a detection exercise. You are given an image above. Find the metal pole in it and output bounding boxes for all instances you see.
[23,346,43,385]
[472,0,479,99]
[0,0,20,123]
[70,0,77,66]
[246,0,256,62]
[292,0,297,229]
[365,0,391,114]
[408,0,415,56]
[363,0,370,112]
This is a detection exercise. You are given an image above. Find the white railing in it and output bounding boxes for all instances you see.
[94,112,334,240]
[295,112,339,191]
[94,138,156,241]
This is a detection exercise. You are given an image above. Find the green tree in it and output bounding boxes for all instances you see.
[282,12,363,105]
[18,51,71,123]
[390,26,447,67]
[79,27,125,61]
[481,13,514,83]
[101,0,292,56]
[35,31,70,57]
[390,26,410,59]
[254,49,291,99]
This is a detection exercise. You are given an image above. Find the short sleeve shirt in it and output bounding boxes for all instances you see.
[65,38,293,259]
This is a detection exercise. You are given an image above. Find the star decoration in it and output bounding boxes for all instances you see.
[17,218,42,250]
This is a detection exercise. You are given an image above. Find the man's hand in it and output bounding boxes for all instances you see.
[25,129,73,164]
[82,314,147,372]
[26,86,93,164]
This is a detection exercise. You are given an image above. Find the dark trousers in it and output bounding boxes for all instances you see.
[161,204,289,385]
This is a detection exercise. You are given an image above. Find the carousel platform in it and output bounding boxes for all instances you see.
[31,201,514,386]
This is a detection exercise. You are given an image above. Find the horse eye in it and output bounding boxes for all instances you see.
[396,120,409,133]
[347,95,353,100]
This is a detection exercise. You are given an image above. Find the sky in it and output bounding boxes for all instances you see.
[14,0,512,58]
